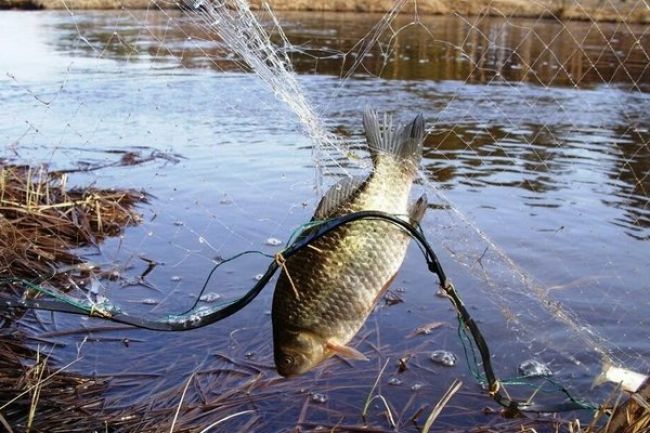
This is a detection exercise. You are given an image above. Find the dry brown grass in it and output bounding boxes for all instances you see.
[0,328,110,433]
[0,163,145,286]
[0,162,145,432]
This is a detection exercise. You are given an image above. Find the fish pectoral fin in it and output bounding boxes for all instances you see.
[408,194,428,224]
[326,340,369,361]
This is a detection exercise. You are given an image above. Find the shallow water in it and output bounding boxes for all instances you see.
[1,9,649,431]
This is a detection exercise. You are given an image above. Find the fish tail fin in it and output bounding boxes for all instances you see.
[408,194,428,224]
[363,107,425,168]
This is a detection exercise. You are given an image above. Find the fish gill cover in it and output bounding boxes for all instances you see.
[0,0,648,431]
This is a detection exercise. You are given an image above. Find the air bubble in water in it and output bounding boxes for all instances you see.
[518,359,553,378]
[411,382,423,391]
[311,393,328,404]
[430,350,457,367]
[265,237,282,246]
[387,377,402,386]
[254,273,264,281]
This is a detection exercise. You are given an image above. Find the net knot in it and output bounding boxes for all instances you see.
[89,303,111,318]
[488,380,501,397]
[275,252,300,301]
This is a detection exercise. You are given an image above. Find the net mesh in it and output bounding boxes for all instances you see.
[1,0,649,430]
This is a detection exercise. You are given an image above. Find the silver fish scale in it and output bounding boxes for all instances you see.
[273,160,413,345]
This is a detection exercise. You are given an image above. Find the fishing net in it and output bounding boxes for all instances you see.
[1,0,648,431]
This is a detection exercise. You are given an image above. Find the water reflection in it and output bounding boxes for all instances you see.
[2,10,649,430]
[422,120,649,239]
[48,10,650,90]
[283,12,650,91]
[607,126,650,239]
[4,10,648,239]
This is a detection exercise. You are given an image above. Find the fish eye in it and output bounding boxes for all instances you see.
[282,354,295,367]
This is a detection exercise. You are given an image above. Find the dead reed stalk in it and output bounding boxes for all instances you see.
[0,163,145,286]
[0,162,145,432]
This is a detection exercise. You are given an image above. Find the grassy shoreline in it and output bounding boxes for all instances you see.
[0,0,648,24]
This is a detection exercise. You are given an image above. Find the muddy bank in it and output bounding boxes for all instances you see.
[0,0,648,23]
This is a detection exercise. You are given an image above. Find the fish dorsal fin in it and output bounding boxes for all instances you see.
[314,176,364,219]
[326,340,369,361]
[408,194,428,224]
[363,107,425,167]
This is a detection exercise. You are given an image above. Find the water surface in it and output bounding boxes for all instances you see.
[1,9,649,431]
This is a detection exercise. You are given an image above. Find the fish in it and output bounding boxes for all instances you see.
[272,108,428,377]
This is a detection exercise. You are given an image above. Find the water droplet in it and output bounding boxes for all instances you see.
[173,220,184,226]
[245,352,255,359]
[518,359,553,378]
[199,292,221,303]
[430,350,457,367]
[254,273,264,281]
[265,237,282,246]
[198,237,205,244]
[171,276,181,282]
[311,393,328,404]
[411,382,423,391]
[387,377,402,386]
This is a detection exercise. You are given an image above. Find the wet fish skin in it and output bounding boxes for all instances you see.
[272,108,427,377]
